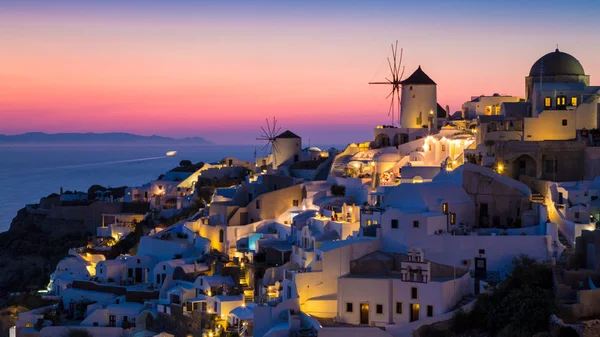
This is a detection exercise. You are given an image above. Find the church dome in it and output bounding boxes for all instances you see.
[529,48,585,77]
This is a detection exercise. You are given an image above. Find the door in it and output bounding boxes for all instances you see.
[135,268,143,283]
[360,303,369,325]
[410,303,420,322]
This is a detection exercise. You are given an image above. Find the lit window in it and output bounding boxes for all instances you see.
[571,97,578,106]
[485,106,492,115]
[544,97,551,108]
[495,106,501,115]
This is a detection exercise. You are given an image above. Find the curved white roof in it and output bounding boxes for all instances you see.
[383,181,472,211]
[229,303,257,320]
[433,163,531,197]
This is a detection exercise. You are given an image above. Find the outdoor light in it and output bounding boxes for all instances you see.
[450,212,456,225]
[442,203,448,215]
[497,163,504,174]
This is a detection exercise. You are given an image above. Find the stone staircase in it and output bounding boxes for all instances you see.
[531,193,545,204]
[238,265,254,304]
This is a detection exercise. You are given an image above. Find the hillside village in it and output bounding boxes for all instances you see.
[9,48,600,337]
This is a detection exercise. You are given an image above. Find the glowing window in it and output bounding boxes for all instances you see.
[544,97,551,108]
[495,106,501,115]
[571,97,578,106]
[484,106,492,115]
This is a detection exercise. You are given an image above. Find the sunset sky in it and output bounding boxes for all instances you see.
[1,0,599,144]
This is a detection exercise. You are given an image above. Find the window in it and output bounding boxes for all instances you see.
[376,304,383,314]
[293,200,299,207]
[571,96,578,106]
[346,303,353,312]
[410,86,413,90]
[479,249,485,255]
[256,199,261,209]
[485,106,492,115]
[495,106,501,115]
[413,220,419,228]
[544,97,551,108]
[396,302,403,314]
[427,305,433,317]
[99,269,103,274]
[93,322,98,327]
[200,278,203,286]
[219,229,224,243]
[163,265,166,270]
[137,259,140,264]
[545,159,558,174]
[391,219,398,229]
[575,212,580,219]
[562,119,568,126]
[557,96,566,106]
[109,315,116,327]
[366,220,372,226]
[411,287,418,299]
[441,145,446,151]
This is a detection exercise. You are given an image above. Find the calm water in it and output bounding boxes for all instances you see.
[0,142,341,232]
[0,143,257,232]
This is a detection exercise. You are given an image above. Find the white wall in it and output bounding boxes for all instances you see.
[382,234,553,277]
[337,272,471,326]
[401,83,437,129]
[523,110,576,141]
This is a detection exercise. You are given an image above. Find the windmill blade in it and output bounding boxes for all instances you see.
[265,118,272,138]
[391,42,398,82]
[272,141,281,153]
[274,126,282,138]
[260,126,269,138]
[386,89,395,99]
[386,57,395,80]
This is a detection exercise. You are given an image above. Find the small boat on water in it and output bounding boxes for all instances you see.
[166,151,177,157]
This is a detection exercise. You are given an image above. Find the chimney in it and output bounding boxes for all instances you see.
[60,187,63,196]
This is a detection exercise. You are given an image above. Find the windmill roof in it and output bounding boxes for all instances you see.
[275,130,301,139]
[400,66,436,85]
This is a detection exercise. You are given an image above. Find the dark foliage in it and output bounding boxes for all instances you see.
[179,160,193,167]
[62,329,93,337]
[450,255,556,337]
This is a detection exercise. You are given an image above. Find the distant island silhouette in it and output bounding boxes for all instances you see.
[0,132,212,144]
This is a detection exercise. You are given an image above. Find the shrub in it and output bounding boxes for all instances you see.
[451,308,474,334]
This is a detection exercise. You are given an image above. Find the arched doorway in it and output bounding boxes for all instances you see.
[393,133,409,146]
[512,155,537,179]
[136,310,156,332]
[374,134,391,148]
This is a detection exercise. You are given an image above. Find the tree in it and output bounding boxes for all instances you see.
[179,160,193,167]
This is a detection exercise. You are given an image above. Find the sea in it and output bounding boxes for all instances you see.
[0,142,339,233]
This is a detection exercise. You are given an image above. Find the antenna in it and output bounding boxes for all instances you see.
[256,117,281,169]
[369,40,406,126]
